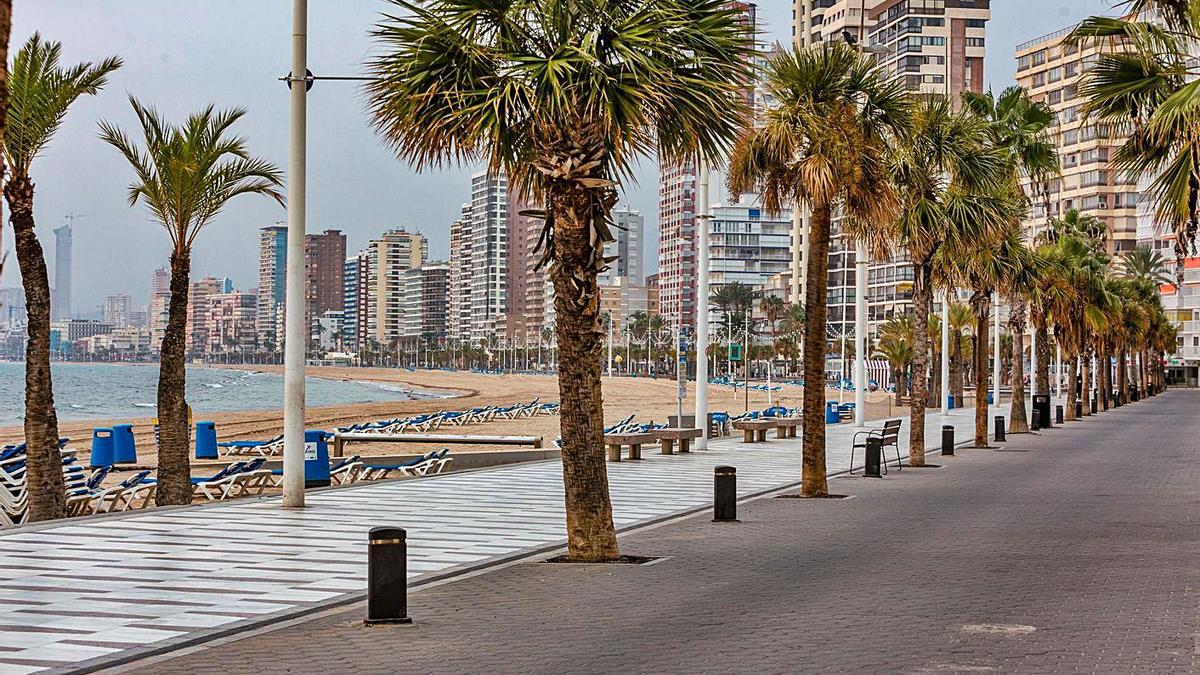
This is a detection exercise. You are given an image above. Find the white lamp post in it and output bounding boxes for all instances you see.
[992,291,1001,409]
[941,288,950,421]
[695,162,711,449]
[282,0,308,508]
[854,241,867,427]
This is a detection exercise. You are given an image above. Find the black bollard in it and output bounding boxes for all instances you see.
[994,416,1006,442]
[941,425,955,457]
[713,466,737,522]
[1055,405,1064,425]
[366,526,412,625]
[1031,409,1041,431]
[864,436,882,477]
[1075,401,1083,418]
[1090,397,1097,414]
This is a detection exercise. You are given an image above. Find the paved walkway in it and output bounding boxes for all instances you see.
[130,390,1198,674]
[0,402,1007,674]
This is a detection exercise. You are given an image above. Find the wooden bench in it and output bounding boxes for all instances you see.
[850,419,903,474]
[774,417,801,439]
[655,428,703,455]
[605,433,656,461]
[332,433,542,457]
[732,418,777,443]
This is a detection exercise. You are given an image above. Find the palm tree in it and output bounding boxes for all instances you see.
[1121,245,1173,287]
[964,85,1058,435]
[760,295,785,379]
[5,36,120,521]
[778,303,806,377]
[889,95,1013,464]
[728,42,912,497]
[874,335,912,407]
[366,0,753,560]
[947,302,973,404]
[100,100,283,506]
[0,1,10,283]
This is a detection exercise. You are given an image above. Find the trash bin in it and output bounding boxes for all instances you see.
[90,428,115,468]
[1032,394,1051,429]
[1130,385,1139,402]
[825,401,840,424]
[948,394,956,410]
[987,392,993,405]
[304,429,331,488]
[195,421,218,460]
[112,423,137,463]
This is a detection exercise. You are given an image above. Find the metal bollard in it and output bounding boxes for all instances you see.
[1075,401,1083,418]
[941,425,954,457]
[366,526,412,625]
[994,416,1006,442]
[1031,409,1040,431]
[1090,397,1097,414]
[1055,405,1064,425]
[713,466,737,522]
[864,436,882,477]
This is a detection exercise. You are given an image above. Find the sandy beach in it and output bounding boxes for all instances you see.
[0,364,911,465]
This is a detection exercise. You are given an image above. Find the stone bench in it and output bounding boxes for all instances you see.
[774,417,800,439]
[655,428,703,455]
[605,433,656,461]
[731,419,777,443]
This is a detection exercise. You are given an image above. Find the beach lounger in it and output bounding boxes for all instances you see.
[359,452,441,480]
[330,455,363,485]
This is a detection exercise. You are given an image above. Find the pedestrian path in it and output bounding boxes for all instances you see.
[0,403,1005,674]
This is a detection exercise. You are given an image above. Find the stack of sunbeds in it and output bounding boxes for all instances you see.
[334,398,555,436]
[191,458,273,500]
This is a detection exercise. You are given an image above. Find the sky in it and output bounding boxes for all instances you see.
[2,0,1116,316]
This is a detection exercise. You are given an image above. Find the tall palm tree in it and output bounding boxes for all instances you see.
[874,335,912,406]
[5,36,120,521]
[728,42,912,497]
[759,295,785,377]
[366,0,754,560]
[948,301,974,404]
[890,95,1012,464]
[100,100,283,506]
[0,1,10,283]
[778,303,806,377]
[1120,245,1174,287]
[964,85,1058,434]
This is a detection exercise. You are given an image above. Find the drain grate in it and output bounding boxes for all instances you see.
[542,554,667,566]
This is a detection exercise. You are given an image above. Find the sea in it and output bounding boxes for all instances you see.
[0,362,441,426]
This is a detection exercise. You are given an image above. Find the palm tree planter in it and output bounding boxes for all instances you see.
[4,36,120,521]
[101,100,283,505]
[366,0,753,561]
[729,43,911,497]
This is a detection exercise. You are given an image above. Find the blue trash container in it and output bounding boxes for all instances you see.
[825,401,840,424]
[195,421,218,460]
[112,423,137,463]
[986,392,993,405]
[90,428,115,468]
[304,430,331,488]
[948,394,956,409]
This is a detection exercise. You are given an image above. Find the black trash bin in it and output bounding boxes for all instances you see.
[1033,394,1051,429]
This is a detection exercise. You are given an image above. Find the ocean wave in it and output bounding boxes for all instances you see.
[203,383,224,388]
[133,403,155,408]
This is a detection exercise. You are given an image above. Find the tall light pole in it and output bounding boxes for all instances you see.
[606,310,613,378]
[992,291,1001,409]
[941,288,950,422]
[695,162,711,448]
[854,241,867,427]
[282,0,308,508]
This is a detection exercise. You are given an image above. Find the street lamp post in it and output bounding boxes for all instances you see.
[282,0,308,508]
[992,291,1001,409]
[695,162,710,448]
[941,289,950,421]
[854,242,867,427]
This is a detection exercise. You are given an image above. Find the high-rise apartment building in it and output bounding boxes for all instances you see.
[206,290,258,354]
[399,263,450,340]
[187,277,226,354]
[602,209,645,285]
[256,225,288,349]
[1015,24,1140,254]
[51,223,72,321]
[342,229,428,349]
[707,197,793,294]
[447,204,474,345]
[103,294,131,329]
[304,229,346,343]
[149,267,170,351]
[657,161,699,328]
[468,172,509,343]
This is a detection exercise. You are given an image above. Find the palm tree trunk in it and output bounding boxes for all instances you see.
[1118,348,1129,402]
[1101,345,1112,410]
[548,185,618,561]
[156,251,193,506]
[970,290,991,446]
[1034,316,1050,397]
[950,333,964,404]
[801,202,832,496]
[1065,351,1078,421]
[1008,302,1029,433]
[5,174,65,521]
[0,0,9,283]
[1080,350,1091,416]
[908,260,932,466]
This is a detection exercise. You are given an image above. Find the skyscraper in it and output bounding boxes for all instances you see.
[51,223,72,321]
[399,263,450,340]
[149,267,170,351]
[602,209,645,285]
[342,228,429,350]
[103,294,131,329]
[448,204,473,345]
[256,224,288,349]
[468,172,509,343]
[304,229,347,343]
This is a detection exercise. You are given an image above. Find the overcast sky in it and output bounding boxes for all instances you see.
[2,0,1114,316]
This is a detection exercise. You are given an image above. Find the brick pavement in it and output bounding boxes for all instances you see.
[129,390,1200,674]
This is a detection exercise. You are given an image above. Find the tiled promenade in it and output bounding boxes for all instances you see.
[0,403,1005,674]
[140,390,1194,674]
